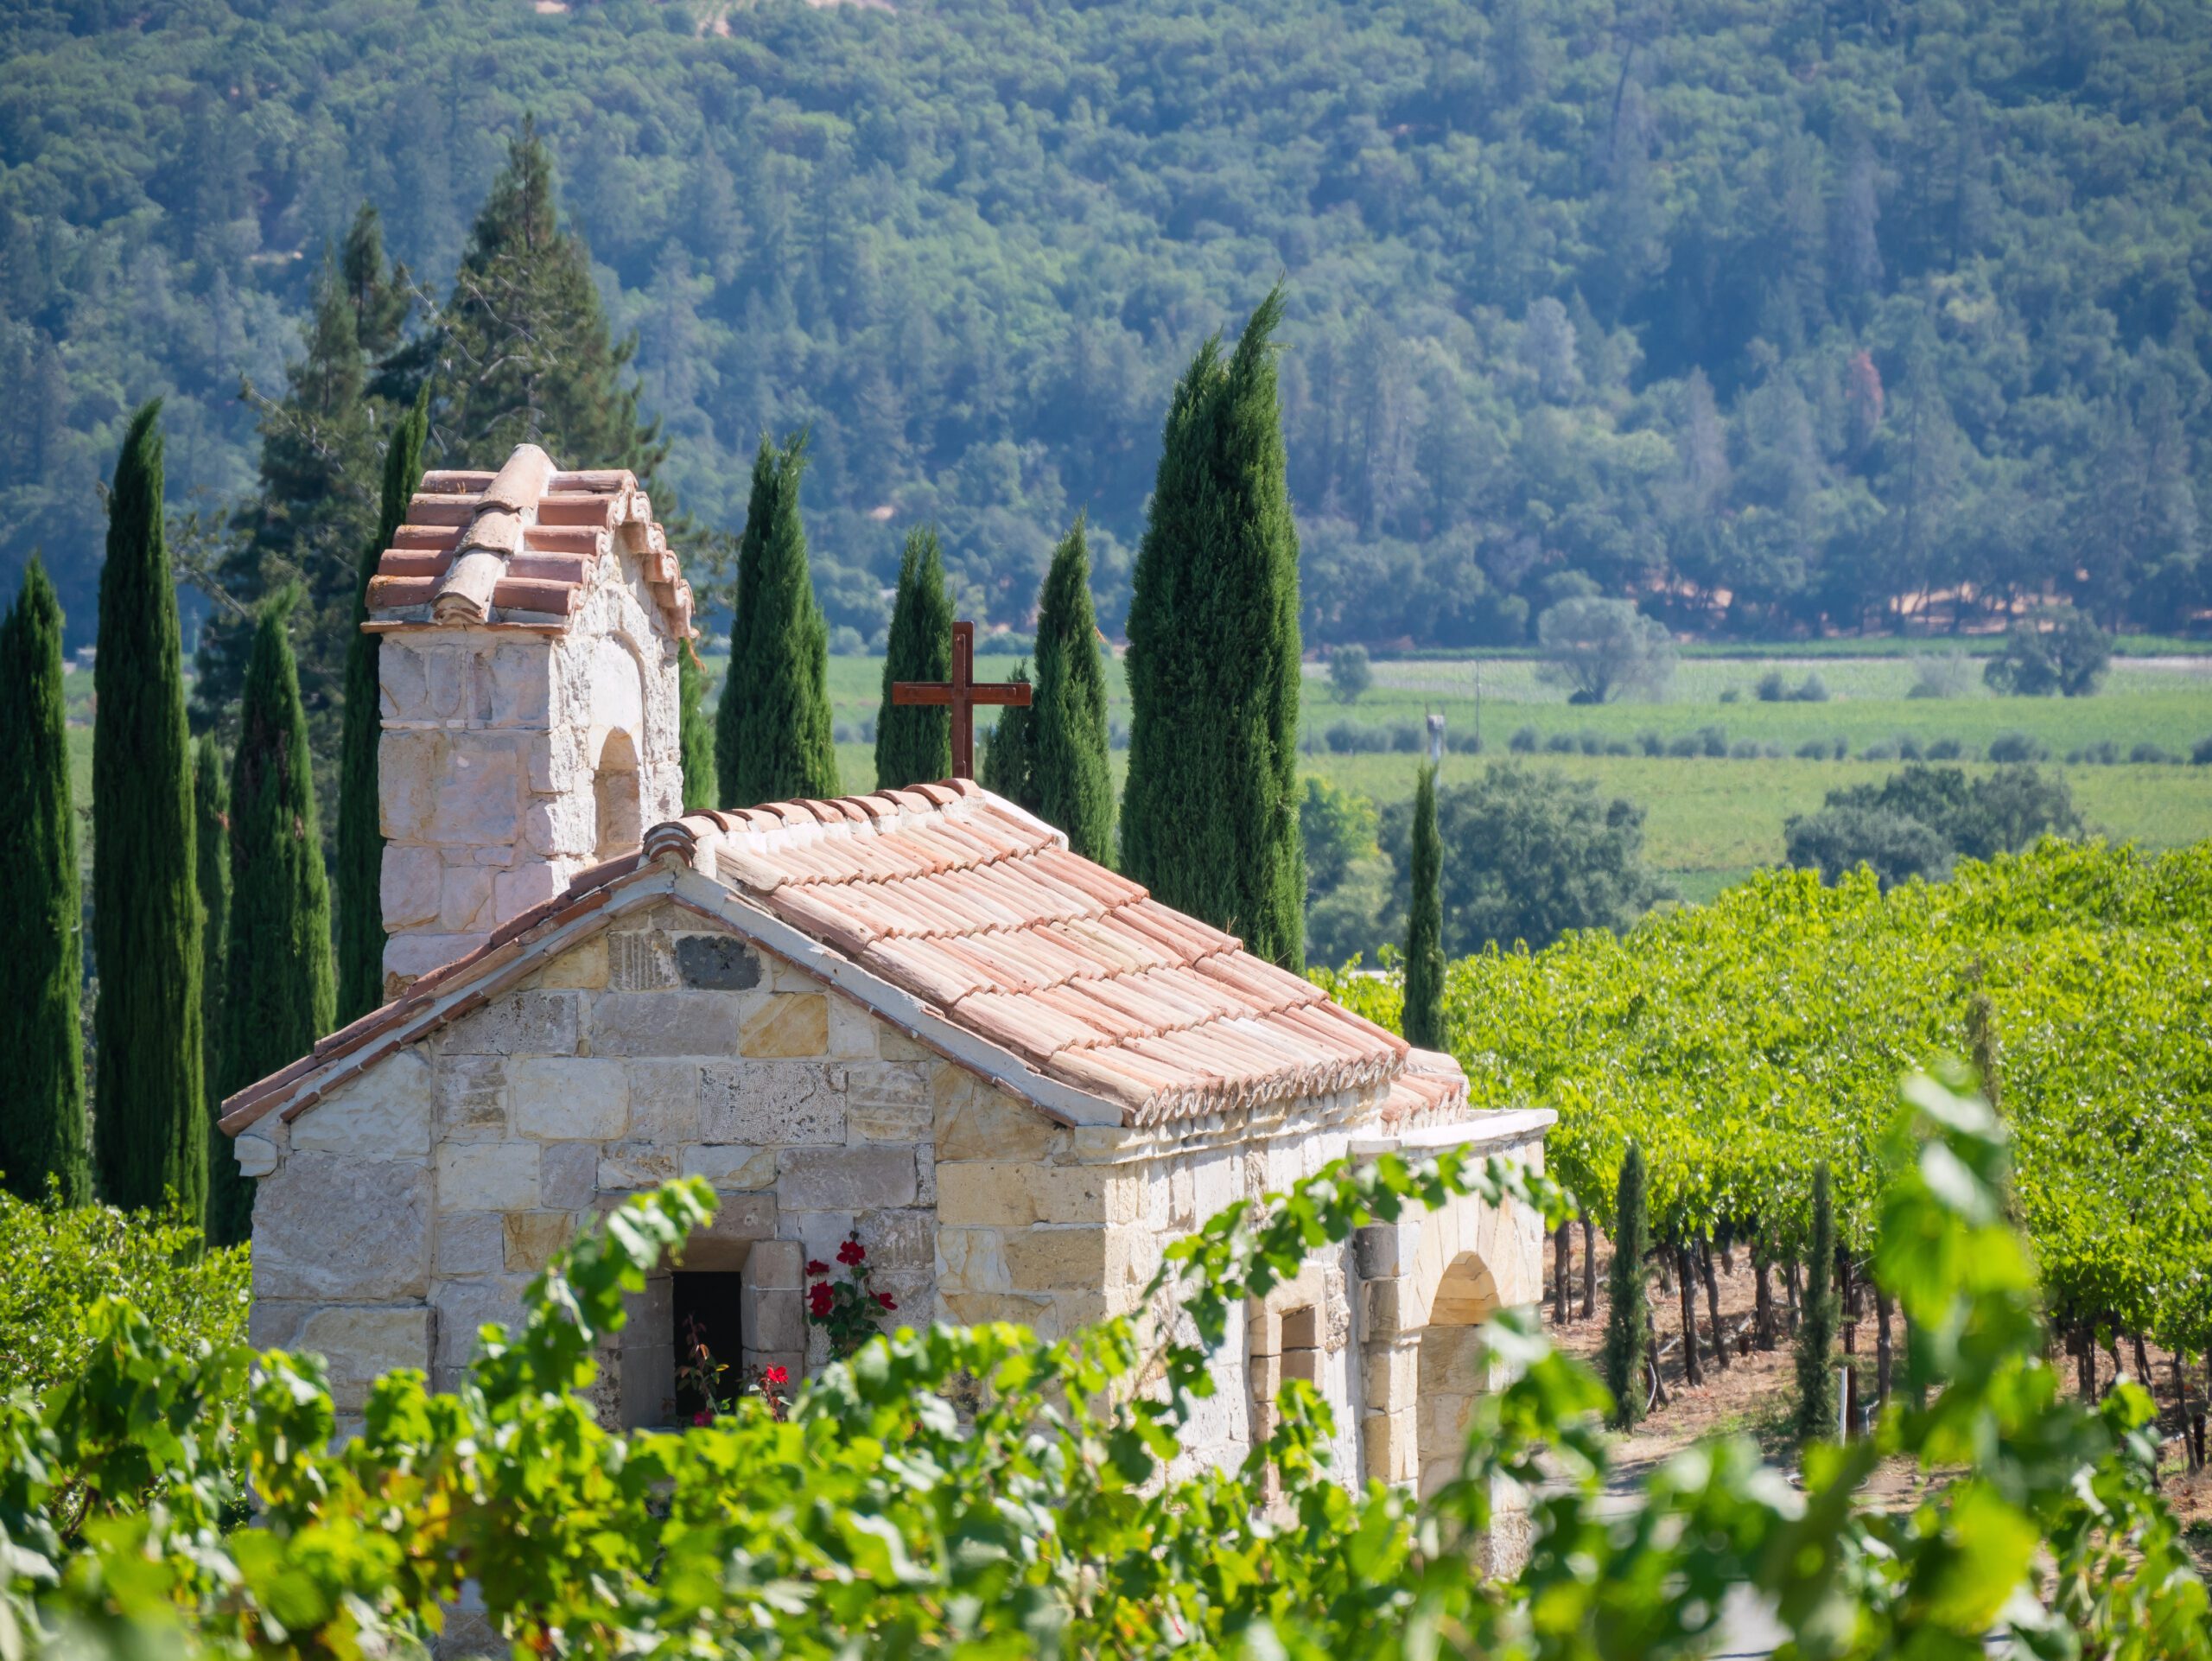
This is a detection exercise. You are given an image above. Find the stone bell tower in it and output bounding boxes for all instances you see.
[361,442,695,995]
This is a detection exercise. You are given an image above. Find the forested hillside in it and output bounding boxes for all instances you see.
[3,0,2209,647]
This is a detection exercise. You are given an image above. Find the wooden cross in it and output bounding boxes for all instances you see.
[890,620,1031,781]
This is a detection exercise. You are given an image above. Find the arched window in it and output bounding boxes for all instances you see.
[593,728,643,862]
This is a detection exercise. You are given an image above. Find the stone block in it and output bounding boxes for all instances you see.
[597,1142,679,1190]
[232,1133,277,1177]
[936,1226,1010,1295]
[620,1060,702,1142]
[1363,1406,1418,1486]
[423,646,469,721]
[434,1277,531,1368]
[618,1275,673,1353]
[675,934,761,990]
[1002,1225,1114,1291]
[253,1154,430,1302]
[1354,1221,1418,1282]
[296,1306,434,1413]
[541,1141,599,1209]
[673,1193,778,1270]
[436,1142,539,1213]
[747,1239,804,1291]
[776,1146,916,1212]
[378,731,441,839]
[436,1212,506,1276]
[1362,1276,1414,1340]
[512,1057,629,1140]
[700,1061,847,1144]
[784,1210,857,1267]
[825,993,879,1060]
[938,1161,1117,1227]
[915,1144,936,1207]
[592,991,734,1057]
[486,642,551,726]
[739,994,827,1059]
[505,1210,580,1273]
[933,1071,1058,1162]
[1364,1339,1420,1414]
[295,1053,435,1158]
[378,640,429,721]
[940,1290,1052,1329]
[494,862,562,927]
[433,1055,508,1141]
[863,1208,934,1270]
[248,1300,308,1351]
[438,864,494,932]
[607,929,676,992]
[682,1143,777,1191]
[379,844,442,929]
[877,1028,931,1063]
[535,934,609,991]
[846,1063,931,1141]
[430,742,523,843]
[443,991,582,1058]
[741,1284,805,1352]
[1192,1149,1242,1223]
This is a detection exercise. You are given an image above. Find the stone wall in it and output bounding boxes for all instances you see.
[378,557,683,990]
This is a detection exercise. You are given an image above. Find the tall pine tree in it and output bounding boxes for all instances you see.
[422,120,664,480]
[1402,762,1445,1048]
[213,595,337,1248]
[678,646,718,812]
[1122,288,1304,966]
[979,662,1039,811]
[336,385,428,1023]
[1031,517,1113,861]
[715,435,839,808]
[0,557,87,1204]
[92,401,206,1221]
[194,734,231,1219]
[874,526,953,790]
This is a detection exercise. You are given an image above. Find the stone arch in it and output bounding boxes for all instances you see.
[1415,1250,1501,1499]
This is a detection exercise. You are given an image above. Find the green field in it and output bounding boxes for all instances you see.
[764,651,2212,900]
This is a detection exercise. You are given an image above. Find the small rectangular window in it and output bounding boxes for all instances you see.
[672,1270,745,1422]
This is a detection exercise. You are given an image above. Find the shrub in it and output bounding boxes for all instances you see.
[1389,721,1424,753]
[1789,762,2082,881]
[1603,738,1633,756]
[1325,721,1389,754]
[1796,739,1831,760]
[2069,740,2119,765]
[1509,725,1539,754]
[1664,733,1702,757]
[1719,685,1741,703]
[1328,643,1372,703]
[1697,724,1728,757]
[1923,737,1963,760]
[1754,668,1788,702]
[1986,607,2112,697]
[1907,651,1974,699]
[1986,730,2049,763]
[1783,804,1953,888]
[2195,735,2212,766]
[1445,729,1485,754]
[1636,730,1663,756]
[1730,740,1761,759]
[2129,742,2178,765]
[1791,671,1829,703]
[1577,730,1605,755]
[1544,732,1576,754]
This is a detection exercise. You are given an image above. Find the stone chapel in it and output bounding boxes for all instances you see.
[219,442,1554,1539]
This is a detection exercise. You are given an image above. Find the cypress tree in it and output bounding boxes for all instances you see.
[1031,517,1114,862]
[678,646,718,812]
[194,734,232,1224]
[1122,287,1304,967]
[874,526,953,790]
[1795,1162,1842,1446]
[336,385,428,1023]
[0,557,87,1204]
[1402,762,1445,1049]
[979,663,1039,811]
[715,435,839,808]
[213,595,337,1248]
[1599,1143,1653,1429]
[92,401,206,1222]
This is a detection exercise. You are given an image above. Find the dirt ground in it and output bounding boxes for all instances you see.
[1541,1231,2212,1573]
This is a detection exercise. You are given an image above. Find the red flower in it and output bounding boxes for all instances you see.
[692,1410,712,1427]
[804,1259,830,1276]
[762,1365,789,1387]
[836,1239,867,1266]
[808,1282,834,1318]
[874,1292,898,1312]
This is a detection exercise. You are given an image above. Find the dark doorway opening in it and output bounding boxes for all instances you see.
[673,1270,745,1422]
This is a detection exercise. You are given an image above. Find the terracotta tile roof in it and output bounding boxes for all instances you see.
[219,781,1468,1136]
[685,779,1422,1126]
[362,442,694,639]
